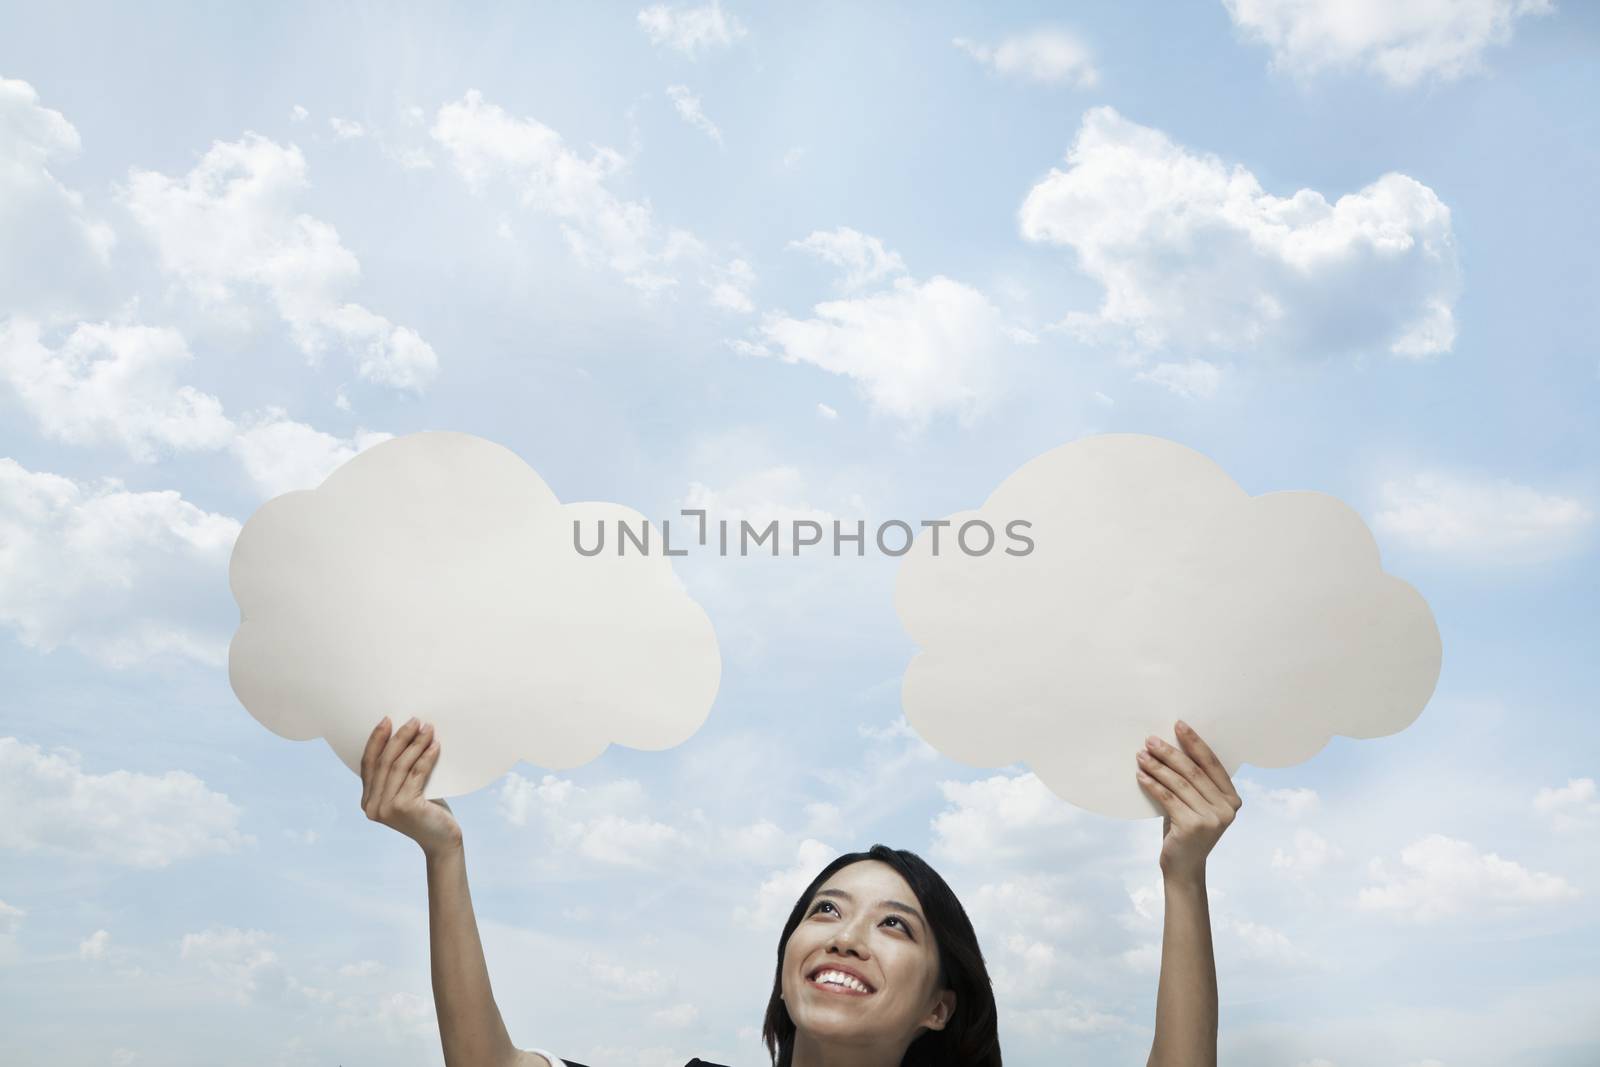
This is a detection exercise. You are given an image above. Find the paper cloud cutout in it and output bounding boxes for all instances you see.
[228,431,721,798]
[895,433,1441,819]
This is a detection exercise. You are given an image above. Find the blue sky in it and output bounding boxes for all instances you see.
[2,1,1597,1064]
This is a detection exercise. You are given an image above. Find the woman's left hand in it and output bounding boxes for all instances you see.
[1135,720,1243,883]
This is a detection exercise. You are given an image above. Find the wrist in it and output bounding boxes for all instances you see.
[1161,864,1206,892]
[423,834,465,864]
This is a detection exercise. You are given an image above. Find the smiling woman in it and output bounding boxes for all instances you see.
[760,845,1002,1067]
[359,715,1235,1067]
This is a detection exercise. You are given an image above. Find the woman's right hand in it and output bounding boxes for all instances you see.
[360,716,461,857]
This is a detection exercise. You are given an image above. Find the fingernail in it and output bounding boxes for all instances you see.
[1146,735,1160,749]
[405,716,418,728]
[1177,720,1189,733]
[421,721,433,735]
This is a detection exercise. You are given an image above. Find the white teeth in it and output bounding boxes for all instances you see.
[814,970,870,993]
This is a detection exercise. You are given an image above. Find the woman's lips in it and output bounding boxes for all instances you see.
[807,974,874,996]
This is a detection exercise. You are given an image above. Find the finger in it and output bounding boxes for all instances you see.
[1145,733,1229,813]
[410,737,441,788]
[1137,746,1204,819]
[360,718,391,802]
[370,717,420,811]
[1176,721,1243,810]
[1136,767,1190,821]
[385,722,434,803]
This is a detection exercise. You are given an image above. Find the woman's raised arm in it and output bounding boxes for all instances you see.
[1133,720,1244,1067]
[361,717,543,1067]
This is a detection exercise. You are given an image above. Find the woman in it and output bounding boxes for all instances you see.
[359,715,1241,1067]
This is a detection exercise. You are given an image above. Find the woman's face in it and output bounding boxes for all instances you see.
[781,860,956,1051]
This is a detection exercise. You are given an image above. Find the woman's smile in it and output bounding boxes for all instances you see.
[807,972,876,997]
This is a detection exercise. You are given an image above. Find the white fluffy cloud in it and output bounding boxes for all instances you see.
[747,271,1020,429]
[1533,777,1600,833]
[497,771,693,870]
[179,928,289,1005]
[0,77,116,323]
[1223,0,1555,88]
[0,738,249,867]
[678,464,841,554]
[636,0,747,57]
[665,85,722,145]
[430,90,748,310]
[1020,106,1460,368]
[1133,356,1222,400]
[1373,469,1594,562]
[787,227,908,291]
[0,458,239,667]
[80,929,111,960]
[1271,827,1344,880]
[228,408,392,498]
[117,133,438,390]
[1356,832,1580,922]
[0,316,235,461]
[953,28,1100,87]
[0,316,390,495]
[930,772,1089,867]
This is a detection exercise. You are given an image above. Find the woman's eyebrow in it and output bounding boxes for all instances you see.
[815,888,925,930]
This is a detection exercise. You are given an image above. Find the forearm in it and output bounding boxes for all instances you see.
[1146,870,1218,1067]
[426,842,520,1067]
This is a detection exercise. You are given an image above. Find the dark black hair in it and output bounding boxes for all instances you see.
[760,844,1002,1067]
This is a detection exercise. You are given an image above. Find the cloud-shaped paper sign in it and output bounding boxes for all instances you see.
[896,433,1441,819]
[228,431,721,798]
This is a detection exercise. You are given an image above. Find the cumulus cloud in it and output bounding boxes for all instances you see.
[636,0,747,57]
[1270,827,1344,879]
[116,132,438,390]
[1020,106,1461,368]
[787,227,907,291]
[327,116,364,140]
[0,316,235,461]
[1357,832,1580,922]
[953,28,1099,87]
[1533,777,1600,833]
[429,89,746,311]
[0,77,116,323]
[1133,357,1222,400]
[665,85,722,145]
[1223,0,1555,88]
[1236,778,1320,818]
[180,928,290,1005]
[929,772,1089,867]
[746,273,1021,430]
[733,838,840,931]
[0,737,249,866]
[0,458,239,667]
[1373,469,1593,563]
[80,929,111,959]
[496,772,694,870]
[228,431,722,799]
[0,316,392,496]
[677,464,841,554]
[896,433,1441,819]
[703,257,756,312]
[228,407,392,498]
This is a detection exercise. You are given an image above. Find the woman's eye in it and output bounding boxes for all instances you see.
[809,901,912,937]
